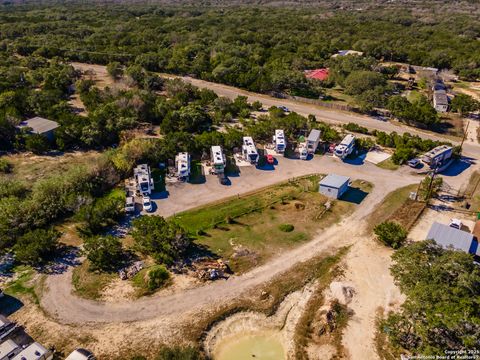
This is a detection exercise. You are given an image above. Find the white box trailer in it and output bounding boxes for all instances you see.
[334,134,355,159]
[273,129,286,154]
[242,136,259,164]
[211,146,226,174]
[306,129,321,154]
[134,164,154,195]
[175,152,191,181]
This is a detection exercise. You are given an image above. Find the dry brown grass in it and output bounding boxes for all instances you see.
[181,248,348,348]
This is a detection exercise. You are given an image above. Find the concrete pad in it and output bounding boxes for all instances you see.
[364,150,391,164]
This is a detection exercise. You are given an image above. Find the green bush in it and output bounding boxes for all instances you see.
[156,346,202,360]
[14,228,60,266]
[146,265,170,291]
[0,158,11,173]
[25,134,50,154]
[83,235,124,272]
[373,221,407,249]
[279,223,295,232]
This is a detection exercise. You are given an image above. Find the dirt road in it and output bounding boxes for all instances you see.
[40,156,419,325]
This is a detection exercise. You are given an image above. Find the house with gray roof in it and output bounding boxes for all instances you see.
[17,117,59,141]
[426,222,480,256]
[319,174,350,199]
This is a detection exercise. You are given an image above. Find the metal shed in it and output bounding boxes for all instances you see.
[319,174,350,199]
[426,222,480,256]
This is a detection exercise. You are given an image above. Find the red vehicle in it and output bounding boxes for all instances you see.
[266,154,275,164]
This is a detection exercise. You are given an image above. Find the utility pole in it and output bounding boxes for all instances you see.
[460,119,470,151]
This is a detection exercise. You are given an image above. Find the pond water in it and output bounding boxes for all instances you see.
[213,331,286,360]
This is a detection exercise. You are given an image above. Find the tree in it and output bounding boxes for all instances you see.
[25,134,50,154]
[14,228,60,266]
[146,265,170,291]
[450,94,479,116]
[83,235,124,272]
[344,70,387,96]
[76,196,124,237]
[384,241,480,354]
[373,221,407,249]
[106,62,124,80]
[131,216,190,264]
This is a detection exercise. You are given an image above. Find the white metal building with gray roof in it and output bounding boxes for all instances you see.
[319,174,350,199]
[426,222,480,256]
[17,117,59,141]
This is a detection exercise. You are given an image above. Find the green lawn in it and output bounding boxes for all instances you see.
[376,158,399,171]
[174,176,370,273]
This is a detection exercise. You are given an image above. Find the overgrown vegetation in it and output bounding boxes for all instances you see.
[374,221,407,249]
[382,241,480,354]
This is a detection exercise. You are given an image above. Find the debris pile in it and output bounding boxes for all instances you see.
[193,259,231,281]
[119,261,144,280]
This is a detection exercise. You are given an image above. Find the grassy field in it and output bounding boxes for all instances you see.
[462,170,480,212]
[376,158,399,171]
[367,184,424,232]
[175,176,371,273]
[1,151,101,186]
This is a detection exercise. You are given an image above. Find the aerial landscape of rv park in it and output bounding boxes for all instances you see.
[0,0,480,359]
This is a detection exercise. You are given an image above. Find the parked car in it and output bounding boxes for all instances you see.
[407,158,421,168]
[65,348,96,360]
[278,106,290,112]
[449,218,463,230]
[125,196,135,213]
[266,154,275,165]
[142,196,153,212]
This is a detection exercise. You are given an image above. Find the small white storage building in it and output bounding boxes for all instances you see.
[319,174,350,199]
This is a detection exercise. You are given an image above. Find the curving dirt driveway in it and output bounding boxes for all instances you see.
[40,157,419,325]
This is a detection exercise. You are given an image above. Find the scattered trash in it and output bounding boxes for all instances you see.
[119,261,144,280]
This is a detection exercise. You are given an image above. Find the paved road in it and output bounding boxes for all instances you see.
[176,76,480,159]
[41,155,420,324]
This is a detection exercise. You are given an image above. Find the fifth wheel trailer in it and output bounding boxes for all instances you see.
[273,129,286,154]
[306,129,321,154]
[334,134,355,159]
[134,164,154,195]
[242,136,259,164]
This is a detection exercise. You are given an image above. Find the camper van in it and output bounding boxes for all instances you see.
[273,129,286,154]
[175,152,191,181]
[242,137,259,164]
[306,129,321,155]
[334,134,355,159]
[134,164,154,195]
[210,146,226,174]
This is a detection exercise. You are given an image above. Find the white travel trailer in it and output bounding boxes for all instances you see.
[242,136,259,164]
[210,146,226,174]
[422,145,453,170]
[134,164,154,195]
[175,152,191,181]
[306,129,321,154]
[273,129,287,154]
[334,134,355,159]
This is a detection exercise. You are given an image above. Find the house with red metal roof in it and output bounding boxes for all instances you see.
[305,68,329,81]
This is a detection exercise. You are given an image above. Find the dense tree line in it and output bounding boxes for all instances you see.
[384,241,480,354]
[0,3,478,95]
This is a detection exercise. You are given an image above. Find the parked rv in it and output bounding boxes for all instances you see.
[273,129,286,154]
[210,146,226,174]
[422,145,453,170]
[334,134,355,159]
[175,152,191,181]
[306,129,321,155]
[242,136,259,164]
[134,164,154,195]
[65,348,96,360]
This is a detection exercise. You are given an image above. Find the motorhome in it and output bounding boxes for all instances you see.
[306,129,321,155]
[334,134,355,159]
[210,146,226,174]
[422,145,453,170]
[12,342,53,360]
[175,152,191,181]
[134,164,154,195]
[273,129,286,154]
[242,136,259,164]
